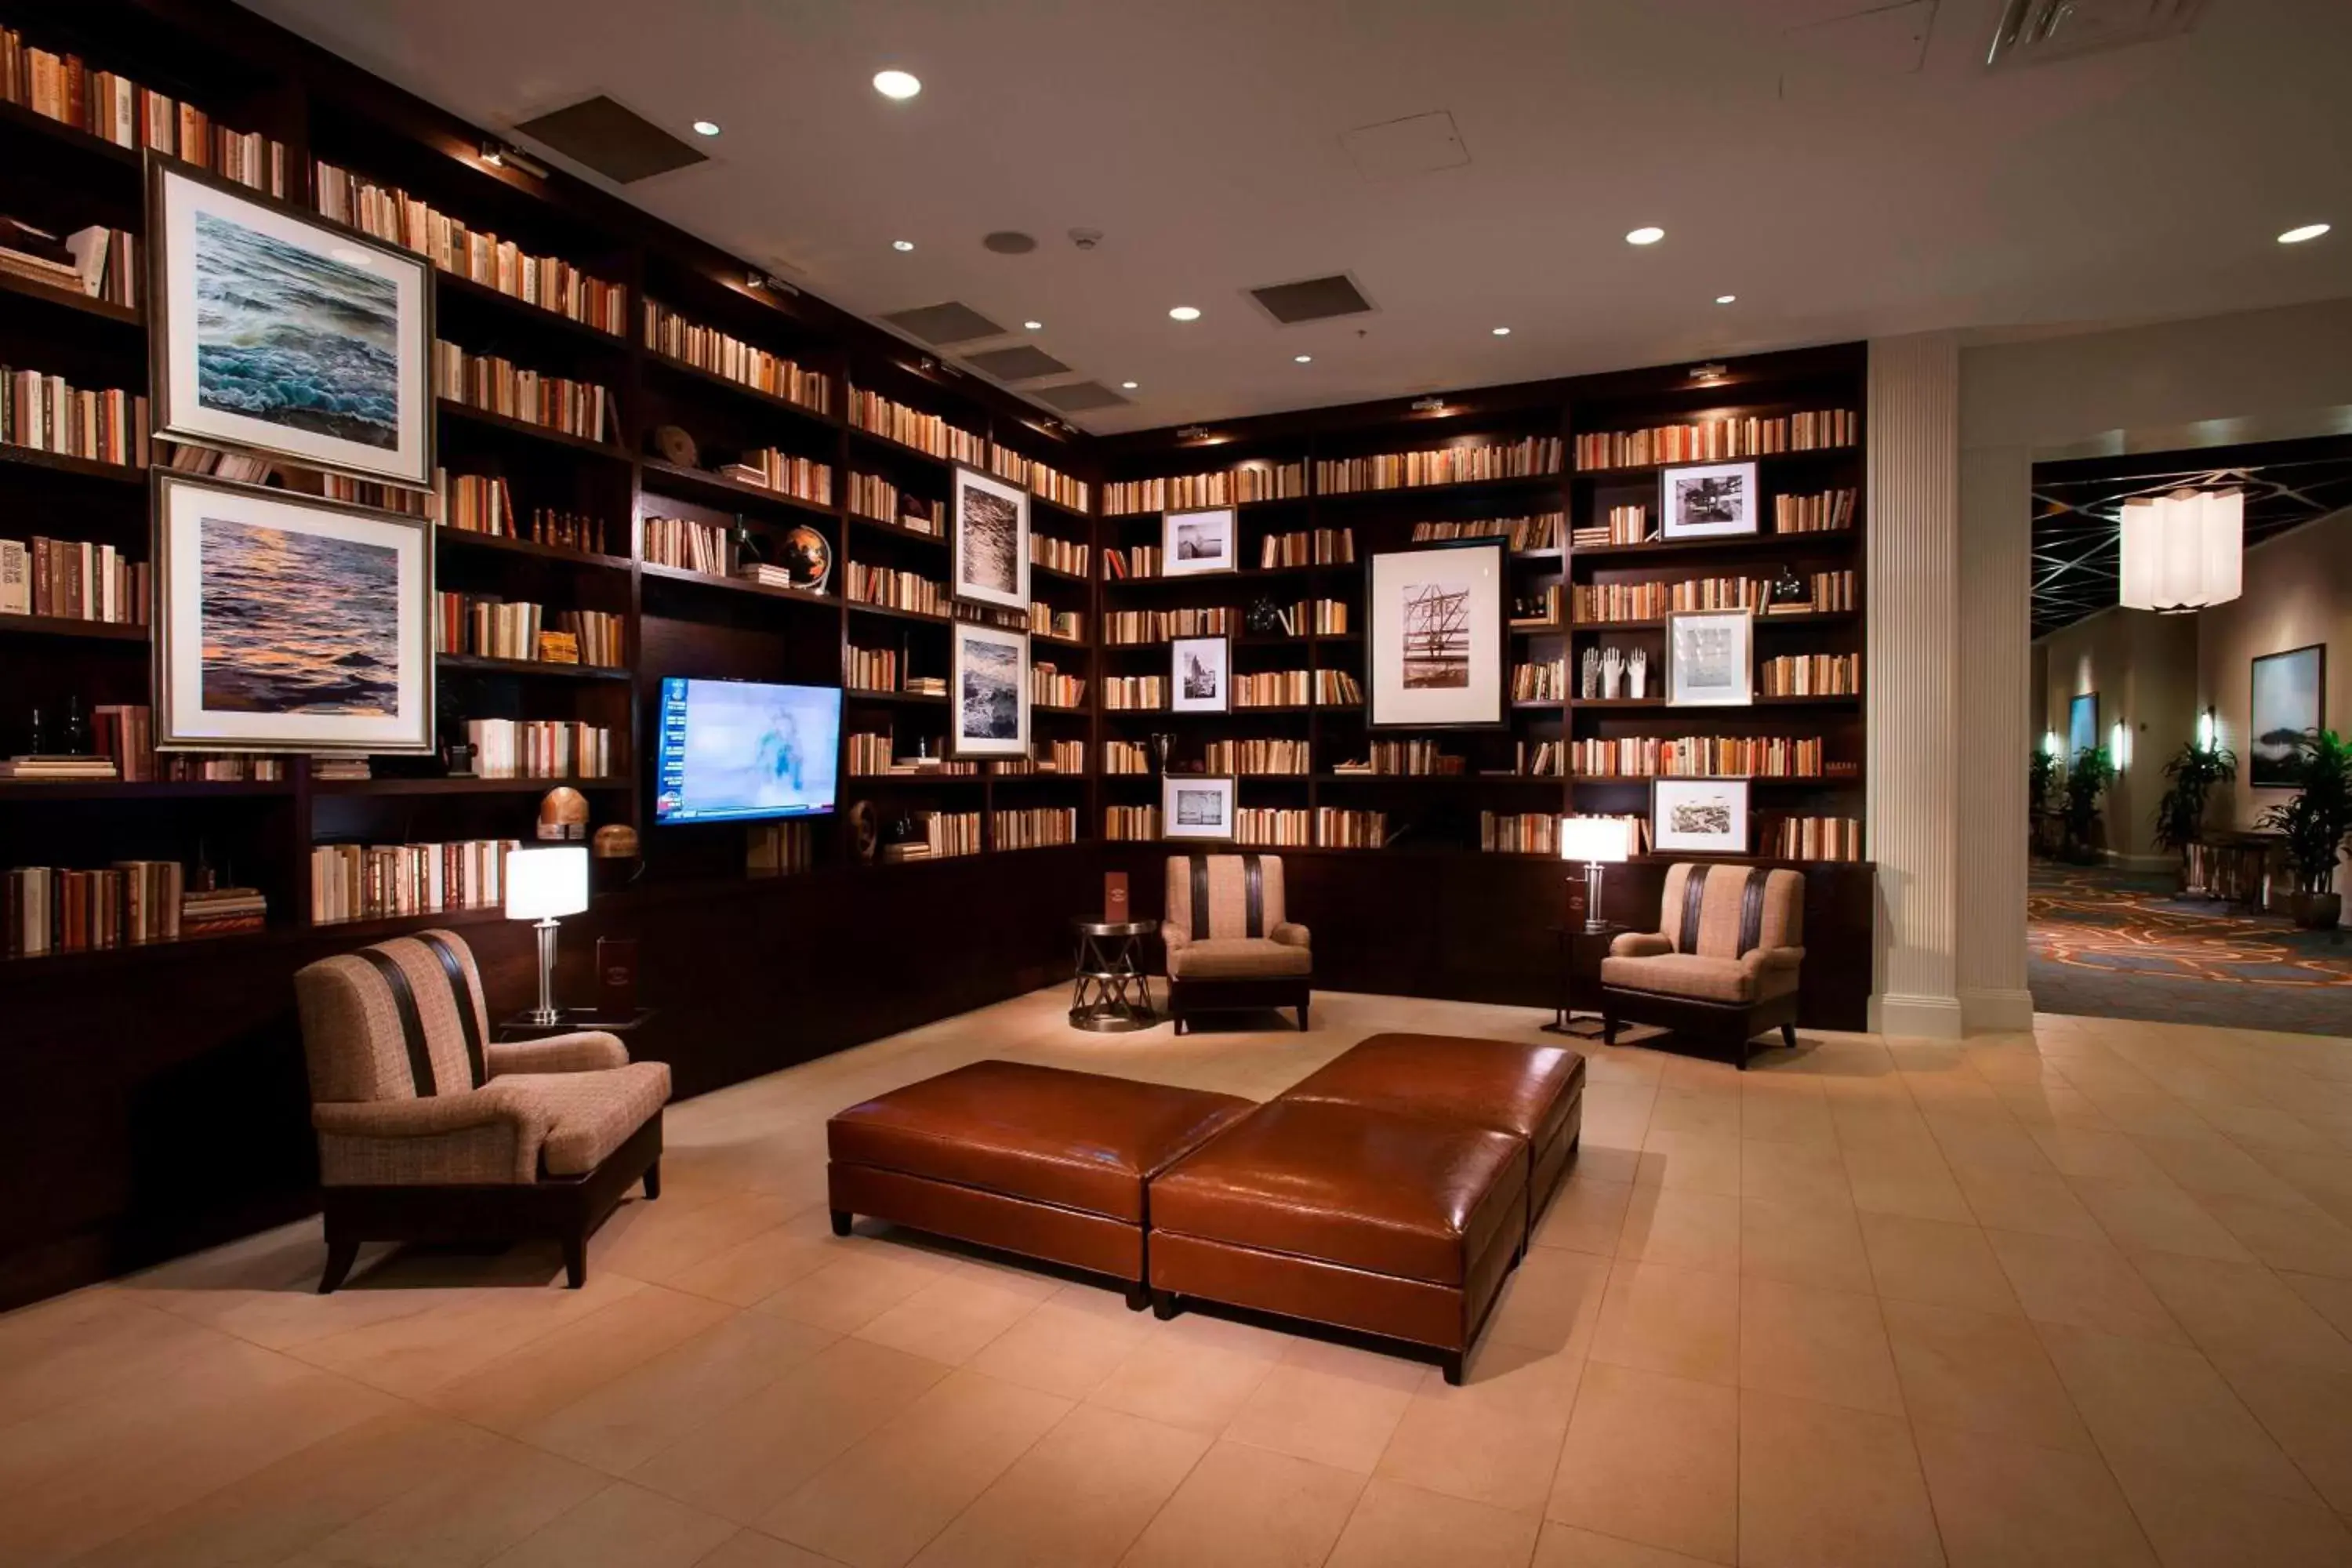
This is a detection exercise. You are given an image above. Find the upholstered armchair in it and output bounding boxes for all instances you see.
[1163,853,1312,1033]
[1599,864,1806,1069]
[293,928,669,1291]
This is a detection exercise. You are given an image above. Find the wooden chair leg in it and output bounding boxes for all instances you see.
[318,1238,358,1295]
[1780,1022,1798,1050]
[562,1234,587,1289]
[1441,1350,1465,1387]
[830,1209,853,1237]
[1297,1000,1310,1031]
[643,1160,662,1200]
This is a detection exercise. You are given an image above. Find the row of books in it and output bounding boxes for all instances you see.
[1759,653,1860,697]
[79,704,285,782]
[1571,575,1782,623]
[1203,739,1312,775]
[1346,739,1465,776]
[1573,506,1654,548]
[1105,806,1161,840]
[1105,742,1152,775]
[1102,462,1307,517]
[1032,663,1087,708]
[720,447,832,506]
[846,561,947,617]
[0,536,145,623]
[1315,437,1562,495]
[1102,546,1162,579]
[0,222,136,309]
[1312,808,1386,848]
[1481,813,1559,856]
[1028,603,1082,641]
[1410,514,1564,552]
[1512,659,1569,702]
[1104,606,1231,644]
[844,646,905,692]
[847,388,986,466]
[318,162,625,334]
[1573,410,1857,471]
[463,720,615,780]
[990,739,1086,775]
[993,808,1077,850]
[431,342,615,445]
[1236,670,1362,707]
[848,733,936,776]
[3,862,265,954]
[1261,528,1356,567]
[1252,600,1351,637]
[643,301,831,412]
[1775,816,1866,862]
[642,515,731,575]
[1234,808,1313,848]
[847,474,942,534]
[2,369,147,466]
[747,820,815,877]
[309,839,516,925]
[1031,534,1090,577]
[1104,676,1167,710]
[1568,736,1828,779]
[1513,740,1566,778]
[434,595,623,666]
[1774,488,1858,534]
[985,446,1092,513]
[2,29,288,194]
[884,811,982,862]
[1513,585,1564,628]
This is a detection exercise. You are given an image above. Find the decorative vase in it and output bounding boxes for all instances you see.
[1148,732,1175,776]
[2289,891,2343,931]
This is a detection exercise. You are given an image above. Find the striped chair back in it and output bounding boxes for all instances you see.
[1659,864,1806,959]
[1166,854,1289,941]
[294,930,494,1105]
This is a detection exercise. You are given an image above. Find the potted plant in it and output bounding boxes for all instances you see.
[2258,729,2352,929]
[2062,746,2115,864]
[2153,741,2237,890]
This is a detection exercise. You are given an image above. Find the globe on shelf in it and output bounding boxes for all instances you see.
[779,524,833,592]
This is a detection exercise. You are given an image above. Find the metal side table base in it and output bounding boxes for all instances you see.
[1070,919,1160,1032]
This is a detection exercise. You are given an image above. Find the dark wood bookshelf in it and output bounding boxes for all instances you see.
[0,267,143,327]
[638,457,840,520]
[0,612,149,641]
[434,269,629,347]
[0,778,292,800]
[310,775,633,795]
[436,653,632,681]
[644,350,845,434]
[637,559,837,610]
[432,528,633,572]
[434,397,630,460]
[0,441,147,485]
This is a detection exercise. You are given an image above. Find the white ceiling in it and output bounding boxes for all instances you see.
[238,0,2352,435]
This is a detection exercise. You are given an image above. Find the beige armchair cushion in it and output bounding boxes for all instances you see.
[1167,937,1315,981]
[1610,932,1672,959]
[497,1063,673,1176]
[488,1031,629,1076]
[1602,949,1802,1005]
[1602,865,1807,1007]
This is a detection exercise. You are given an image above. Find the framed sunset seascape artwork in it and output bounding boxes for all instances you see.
[154,473,435,754]
[150,160,435,487]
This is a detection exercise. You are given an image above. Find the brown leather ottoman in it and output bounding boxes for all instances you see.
[1147,1099,1526,1383]
[1278,1033,1584,1236]
[827,1060,1255,1308]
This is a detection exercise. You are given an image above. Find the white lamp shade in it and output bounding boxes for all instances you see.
[505,846,589,920]
[2119,488,2241,612]
[1559,815,1634,864]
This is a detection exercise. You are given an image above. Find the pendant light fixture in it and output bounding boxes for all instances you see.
[2119,487,2242,613]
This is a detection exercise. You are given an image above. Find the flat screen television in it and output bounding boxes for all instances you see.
[654,677,842,825]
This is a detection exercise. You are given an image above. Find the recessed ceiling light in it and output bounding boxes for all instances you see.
[891,240,914,252]
[1023,320,1043,330]
[1491,326,1512,336]
[690,120,720,137]
[2278,223,2332,244]
[1121,381,1138,390]
[1294,354,1312,364]
[1626,226,1665,245]
[1168,306,1201,321]
[873,70,922,100]
[1715,294,1737,304]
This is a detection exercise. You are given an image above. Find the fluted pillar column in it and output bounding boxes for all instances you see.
[1957,443,2035,1029]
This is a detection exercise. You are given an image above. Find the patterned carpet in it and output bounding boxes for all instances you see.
[2029,862,2352,1033]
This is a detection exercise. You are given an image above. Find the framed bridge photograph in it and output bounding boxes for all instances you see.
[1367,539,1506,728]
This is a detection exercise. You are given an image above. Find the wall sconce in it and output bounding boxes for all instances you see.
[2040,730,2060,758]
[479,140,549,179]
[1410,395,1450,414]
[2197,706,2219,753]
[2110,720,2132,771]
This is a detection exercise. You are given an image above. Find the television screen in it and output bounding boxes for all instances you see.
[655,677,842,824]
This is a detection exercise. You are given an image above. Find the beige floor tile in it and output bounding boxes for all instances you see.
[1930,1112,2060,1175]
[2132,1134,2316,1206]
[285,1274,646,1399]
[2212,1352,2352,1514]
[2078,1092,2215,1141]
[1953,1163,2106,1240]
[760,1367,1071,1568]
[2031,1127,2172,1185]
[851,1273,1044,1368]
[1737,1093,1838,1150]
[2111,1465,2352,1568]
[1633,1131,1743,1196]
[1531,1523,1721,1567]
[1323,1477,1542,1568]
[0,1293,256,1425]
[1222,1358,1417,1473]
[626,1337,952,1523]
[692,1528,849,1568]
[1987,1227,2188,1344]
[1590,1259,1739,1386]
[1118,1439,1364,1568]
[2070,1175,2258,1263]
[1546,1361,1737,1565]
[2281,1269,2352,1340]
[1614,1186,1741,1273]
[2129,1250,2352,1374]
[594,1192,806,1287]
[667,1225,842,1308]
[1858,1211,2022,1316]
[426,1285,735,1433]
[2037,1320,2318,1504]
[1737,1390,1944,1568]
[1487,1247,1613,1356]
[1087,1330,1276,1432]
[1647,1088,1742,1139]
[1737,1276,1904,1416]
[1740,1138,1855,1209]
[1911,1422,2155,1567]
[1841,1142,1973,1224]
[1739,1197,1875,1293]
[2200,1194,2352,1279]
[1533,1176,1635,1257]
[967,1291,1152,1399]
[1377,1342,1581,1514]
[760,1250,962,1336]
[2193,1100,2339,1153]
[909,1403,1210,1568]
[308,1429,609,1568]
[481,1481,738,1568]
[1881,1296,2093,1454]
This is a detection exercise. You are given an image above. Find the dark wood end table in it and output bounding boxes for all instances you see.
[1543,924,1628,1038]
[497,1007,656,1041]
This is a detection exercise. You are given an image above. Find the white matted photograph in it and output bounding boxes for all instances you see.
[1652,777,1751,855]
[1171,634,1231,713]
[948,622,1032,757]
[1162,506,1238,577]
[1162,775,1237,840]
[950,466,1032,611]
[1368,540,1506,728]
[154,472,435,753]
[151,161,434,488]
[1661,461,1759,540]
[1667,608,1755,707]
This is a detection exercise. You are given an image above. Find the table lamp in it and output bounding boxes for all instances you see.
[506,845,589,1025]
[1560,816,1633,933]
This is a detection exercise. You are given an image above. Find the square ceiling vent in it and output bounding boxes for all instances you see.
[511,96,707,183]
[963,345,1071,382]
[880,301,1007,347]
[1987,0,2204,68]
[1032,381,1129,413]
[1247,273,1377,326]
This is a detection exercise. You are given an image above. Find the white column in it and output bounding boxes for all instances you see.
[1957,444,2035,1029]
[1867,335,1965,1038]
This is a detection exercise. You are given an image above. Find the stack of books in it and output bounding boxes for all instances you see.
[182,887,267,936]
[0,754,116,781]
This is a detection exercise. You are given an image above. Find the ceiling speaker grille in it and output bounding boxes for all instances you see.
[1032,381,1129,412]
[881,301,1008,346]
[1247,274,1376,325]
[964,346,1071,382]
[511,96,707,183]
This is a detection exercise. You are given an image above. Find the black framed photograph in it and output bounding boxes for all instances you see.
[949,465,1032,612]
[1163,506,1238,577]
[1652,777,1750,855]
[151,159,434,488]
[1171,634,1232,714]
[1667,608,1754,707]
[1162,775,1237,840]
[154,471,435,753]
[948,621,1031,758]
[1661,461,1759,540]
[1367,539,1507,728]
[2252,645,2325,788]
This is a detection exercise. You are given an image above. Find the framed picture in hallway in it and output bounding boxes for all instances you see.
[1652,778,1750,855]
[2068,692,2099,763]
[1661,461,1758,540]
[2251,645,2325,788]
[949,465,1032,612]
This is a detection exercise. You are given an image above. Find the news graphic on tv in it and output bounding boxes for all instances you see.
[655,677,842,824]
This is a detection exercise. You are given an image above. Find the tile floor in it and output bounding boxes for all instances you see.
[8,989,2352,1566]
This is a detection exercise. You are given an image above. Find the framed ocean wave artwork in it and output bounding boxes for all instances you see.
[154,472,436,754]
[150,159,435,487]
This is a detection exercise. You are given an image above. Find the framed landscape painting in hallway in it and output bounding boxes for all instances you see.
[2252,644,2325,788]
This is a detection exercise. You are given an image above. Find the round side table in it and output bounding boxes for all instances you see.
[1070,918,1160,1032]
